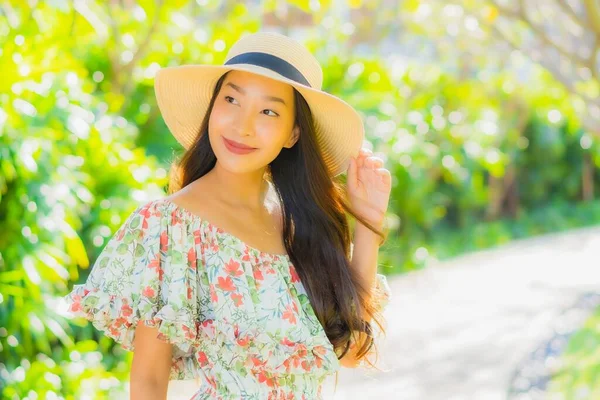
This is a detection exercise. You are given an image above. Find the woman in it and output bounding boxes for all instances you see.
[64,31,393,399]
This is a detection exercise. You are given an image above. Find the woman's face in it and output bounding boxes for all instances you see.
[208,70,300,175]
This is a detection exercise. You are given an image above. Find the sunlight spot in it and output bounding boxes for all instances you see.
[92,71,104,82]
[580,134,592,149]
[213,39,226,52]
[547,109,562,124]
[122,33,135,47]
[133,5,146,21]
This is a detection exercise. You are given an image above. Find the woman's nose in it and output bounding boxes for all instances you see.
[236,107,258,136]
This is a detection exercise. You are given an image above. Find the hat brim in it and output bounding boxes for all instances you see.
[154,64,364,177]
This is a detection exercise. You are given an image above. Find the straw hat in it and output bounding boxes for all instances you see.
[153,31,364,177]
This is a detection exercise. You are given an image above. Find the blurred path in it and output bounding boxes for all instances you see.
[167,226,600,400]
[323,226,600,400]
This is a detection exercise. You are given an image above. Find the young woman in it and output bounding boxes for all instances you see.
[65,31,392,400]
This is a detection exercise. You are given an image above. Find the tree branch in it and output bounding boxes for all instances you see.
[582,0,600,34]
[490,24,598,106]
[555,0,592,30]
[490,0,590,67]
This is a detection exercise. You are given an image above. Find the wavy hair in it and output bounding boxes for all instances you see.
[167,70,388,388]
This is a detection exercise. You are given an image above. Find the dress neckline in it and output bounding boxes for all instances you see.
[161,198,291,261]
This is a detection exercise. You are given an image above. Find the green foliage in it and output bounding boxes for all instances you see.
[547,306,600,398]
[1,0,600,398]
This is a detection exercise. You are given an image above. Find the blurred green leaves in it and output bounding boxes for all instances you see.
[1,0,600,398]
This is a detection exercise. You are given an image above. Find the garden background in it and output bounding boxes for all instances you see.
[1,0,599,398]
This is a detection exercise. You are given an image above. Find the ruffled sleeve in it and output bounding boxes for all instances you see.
[63,200,200,380]
[371,273,392,313]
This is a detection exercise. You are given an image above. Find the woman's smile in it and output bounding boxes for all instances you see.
[223,136,258,154]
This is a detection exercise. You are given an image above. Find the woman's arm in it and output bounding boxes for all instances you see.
[349,218,383,320]
[129,322,173,400]
[339,218,384,368]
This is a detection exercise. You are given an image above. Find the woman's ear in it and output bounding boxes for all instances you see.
[284,125,300,148]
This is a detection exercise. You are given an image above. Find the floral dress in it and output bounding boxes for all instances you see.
[64,198,392,399]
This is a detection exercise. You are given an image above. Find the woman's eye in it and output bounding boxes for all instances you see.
[224,96,278,117]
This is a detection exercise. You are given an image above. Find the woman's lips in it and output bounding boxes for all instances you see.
[223,137,257,154]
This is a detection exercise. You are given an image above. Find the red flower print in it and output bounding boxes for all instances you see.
[211,242,219,252]
[188,248,197,270]
[237,336,250,347]
[109,325,120,338]
[193,230,201,245]
[282,304,297,324]
[201,319,216,339]
[201,319,214,328]
[148,256,164,281]
[69,300,82,313]
[187,285,193,300]
[224,259,243,277]
[197,351,209,367]
[121,303,133,317]
[242,250,251,262]
[209,284,218,302]
[217,276,236,292]
[171,212,182,226]
[160,231,168,252]
[206,375,217,389]
[256,371,275,387]
[315,356,323,368]
[114,316,128,328]
[142,286,155,298]
[289,265,300,283]
[312,345,326,356]
[301,359,311,372]
[297,344,307,358]
[282,358,291,373]
[280,337,295,347]
[83,289,90,296]
[139,205,152,219]
[253,268,264,283]
[182,325,195,340]
[231,292,244,307]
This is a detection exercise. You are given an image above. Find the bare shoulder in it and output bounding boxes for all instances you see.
[164,176,217,217]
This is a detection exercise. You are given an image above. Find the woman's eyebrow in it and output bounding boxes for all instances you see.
[225,82,287,106]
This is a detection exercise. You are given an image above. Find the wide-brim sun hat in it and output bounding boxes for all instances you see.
[154,31,364,177]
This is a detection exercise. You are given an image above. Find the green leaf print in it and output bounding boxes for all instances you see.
[86,296,99,307]
[134,243,145,257]
[98,257,109,268]
[298,293,310,308]
[171,250,183,264]
[116,243,129,255]
[235,361,248,377]
[123,232,134,244]
[130,215,141,229]
[250,289,260,305]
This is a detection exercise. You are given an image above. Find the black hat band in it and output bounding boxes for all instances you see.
[224,52,311,88]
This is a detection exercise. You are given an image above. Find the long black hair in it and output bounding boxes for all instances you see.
[167,71,388,384]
